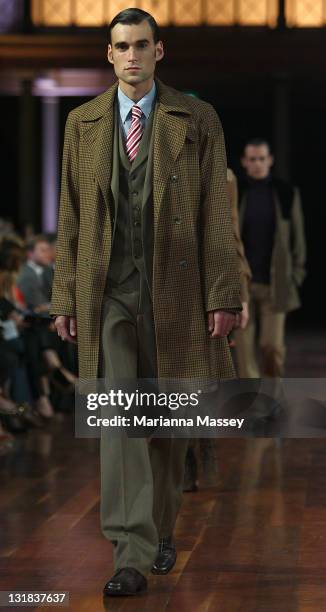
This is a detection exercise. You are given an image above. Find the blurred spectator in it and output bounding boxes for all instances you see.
[0,236,44,445]
[0,232,78,454]
[0,218,15,238]
[17,235,77,400]
[23,223,35,241]
[17,235,52,312]
[0,234,56,418]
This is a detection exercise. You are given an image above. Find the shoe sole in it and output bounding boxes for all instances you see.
[103,587,147,597]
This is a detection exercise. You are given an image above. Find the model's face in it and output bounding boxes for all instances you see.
[107,21,164,88]
[30,241,52,266]
[242,145,274,179]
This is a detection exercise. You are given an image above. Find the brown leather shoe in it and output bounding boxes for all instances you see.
[103,568,147,597]
[151,536,177,575]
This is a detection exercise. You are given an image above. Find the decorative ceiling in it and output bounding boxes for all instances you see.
[31,0,279,27]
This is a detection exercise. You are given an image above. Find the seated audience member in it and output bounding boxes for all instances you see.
[17,235,77,395]
[17,235,52,313]
[0,235,55,418]
[0,237,44,433]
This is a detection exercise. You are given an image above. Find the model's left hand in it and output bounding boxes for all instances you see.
[208,310,239,338]
[239,301,249,329]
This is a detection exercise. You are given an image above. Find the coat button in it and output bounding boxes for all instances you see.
[179,259,187,269]
[171,174,178,182]
[173,216,181,224]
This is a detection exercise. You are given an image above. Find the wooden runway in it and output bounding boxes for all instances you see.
[1,330,326,611]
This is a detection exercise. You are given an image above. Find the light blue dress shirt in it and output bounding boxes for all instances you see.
[117,82,156,139]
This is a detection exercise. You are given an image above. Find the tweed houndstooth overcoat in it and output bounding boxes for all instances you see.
[50,79,242,380]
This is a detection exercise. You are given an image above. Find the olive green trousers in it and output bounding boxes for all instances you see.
[99,275,188,575]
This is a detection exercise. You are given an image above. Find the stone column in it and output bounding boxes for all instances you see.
[41,95,59,232]
[18,78,37,229]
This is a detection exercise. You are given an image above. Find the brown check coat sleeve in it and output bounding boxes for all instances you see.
[50,112,80,317]
[227,168,252,302]
[199,107,241,313]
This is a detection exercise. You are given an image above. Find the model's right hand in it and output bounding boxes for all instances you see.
[54,316,77,344]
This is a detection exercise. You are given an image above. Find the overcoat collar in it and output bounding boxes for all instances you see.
[79,78,193,223]
[78,78,192,121]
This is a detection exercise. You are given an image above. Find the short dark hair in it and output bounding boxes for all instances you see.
[243,138,272,155]
[109,8,160,44]
[0,237,25,272]
[44,232,57,245]
[26,234,50,252]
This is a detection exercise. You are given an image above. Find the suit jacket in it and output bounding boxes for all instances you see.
[17,263,48,309]
[42,265,55,303]
[50,79,241,380]
[238,176,306,312]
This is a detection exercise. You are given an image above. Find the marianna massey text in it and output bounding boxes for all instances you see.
[87,415,245,429]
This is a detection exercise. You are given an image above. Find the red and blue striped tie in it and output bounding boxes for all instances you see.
[126,105,143,163]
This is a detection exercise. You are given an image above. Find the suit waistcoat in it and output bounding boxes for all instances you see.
[106,103,155,293]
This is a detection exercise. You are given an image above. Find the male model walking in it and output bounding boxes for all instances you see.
[51,8,241,596]
[234,138,306,378]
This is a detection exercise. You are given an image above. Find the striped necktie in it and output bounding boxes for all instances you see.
[126,105,144,163]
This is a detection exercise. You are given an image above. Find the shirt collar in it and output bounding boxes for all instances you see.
[27,260,43,276]
[117,82,156,124]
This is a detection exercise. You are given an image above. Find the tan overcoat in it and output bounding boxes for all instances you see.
[50,79,241,380]
[238,178,306,312]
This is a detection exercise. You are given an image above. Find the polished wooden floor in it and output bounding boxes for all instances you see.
[1,330,326,611]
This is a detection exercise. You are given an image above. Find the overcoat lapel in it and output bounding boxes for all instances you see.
[153,80,192,229]
[80,83,118,213]
[94,112,115,210]
[110,105,120,215]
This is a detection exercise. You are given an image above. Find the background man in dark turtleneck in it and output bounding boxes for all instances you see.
[234,138,306,378]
